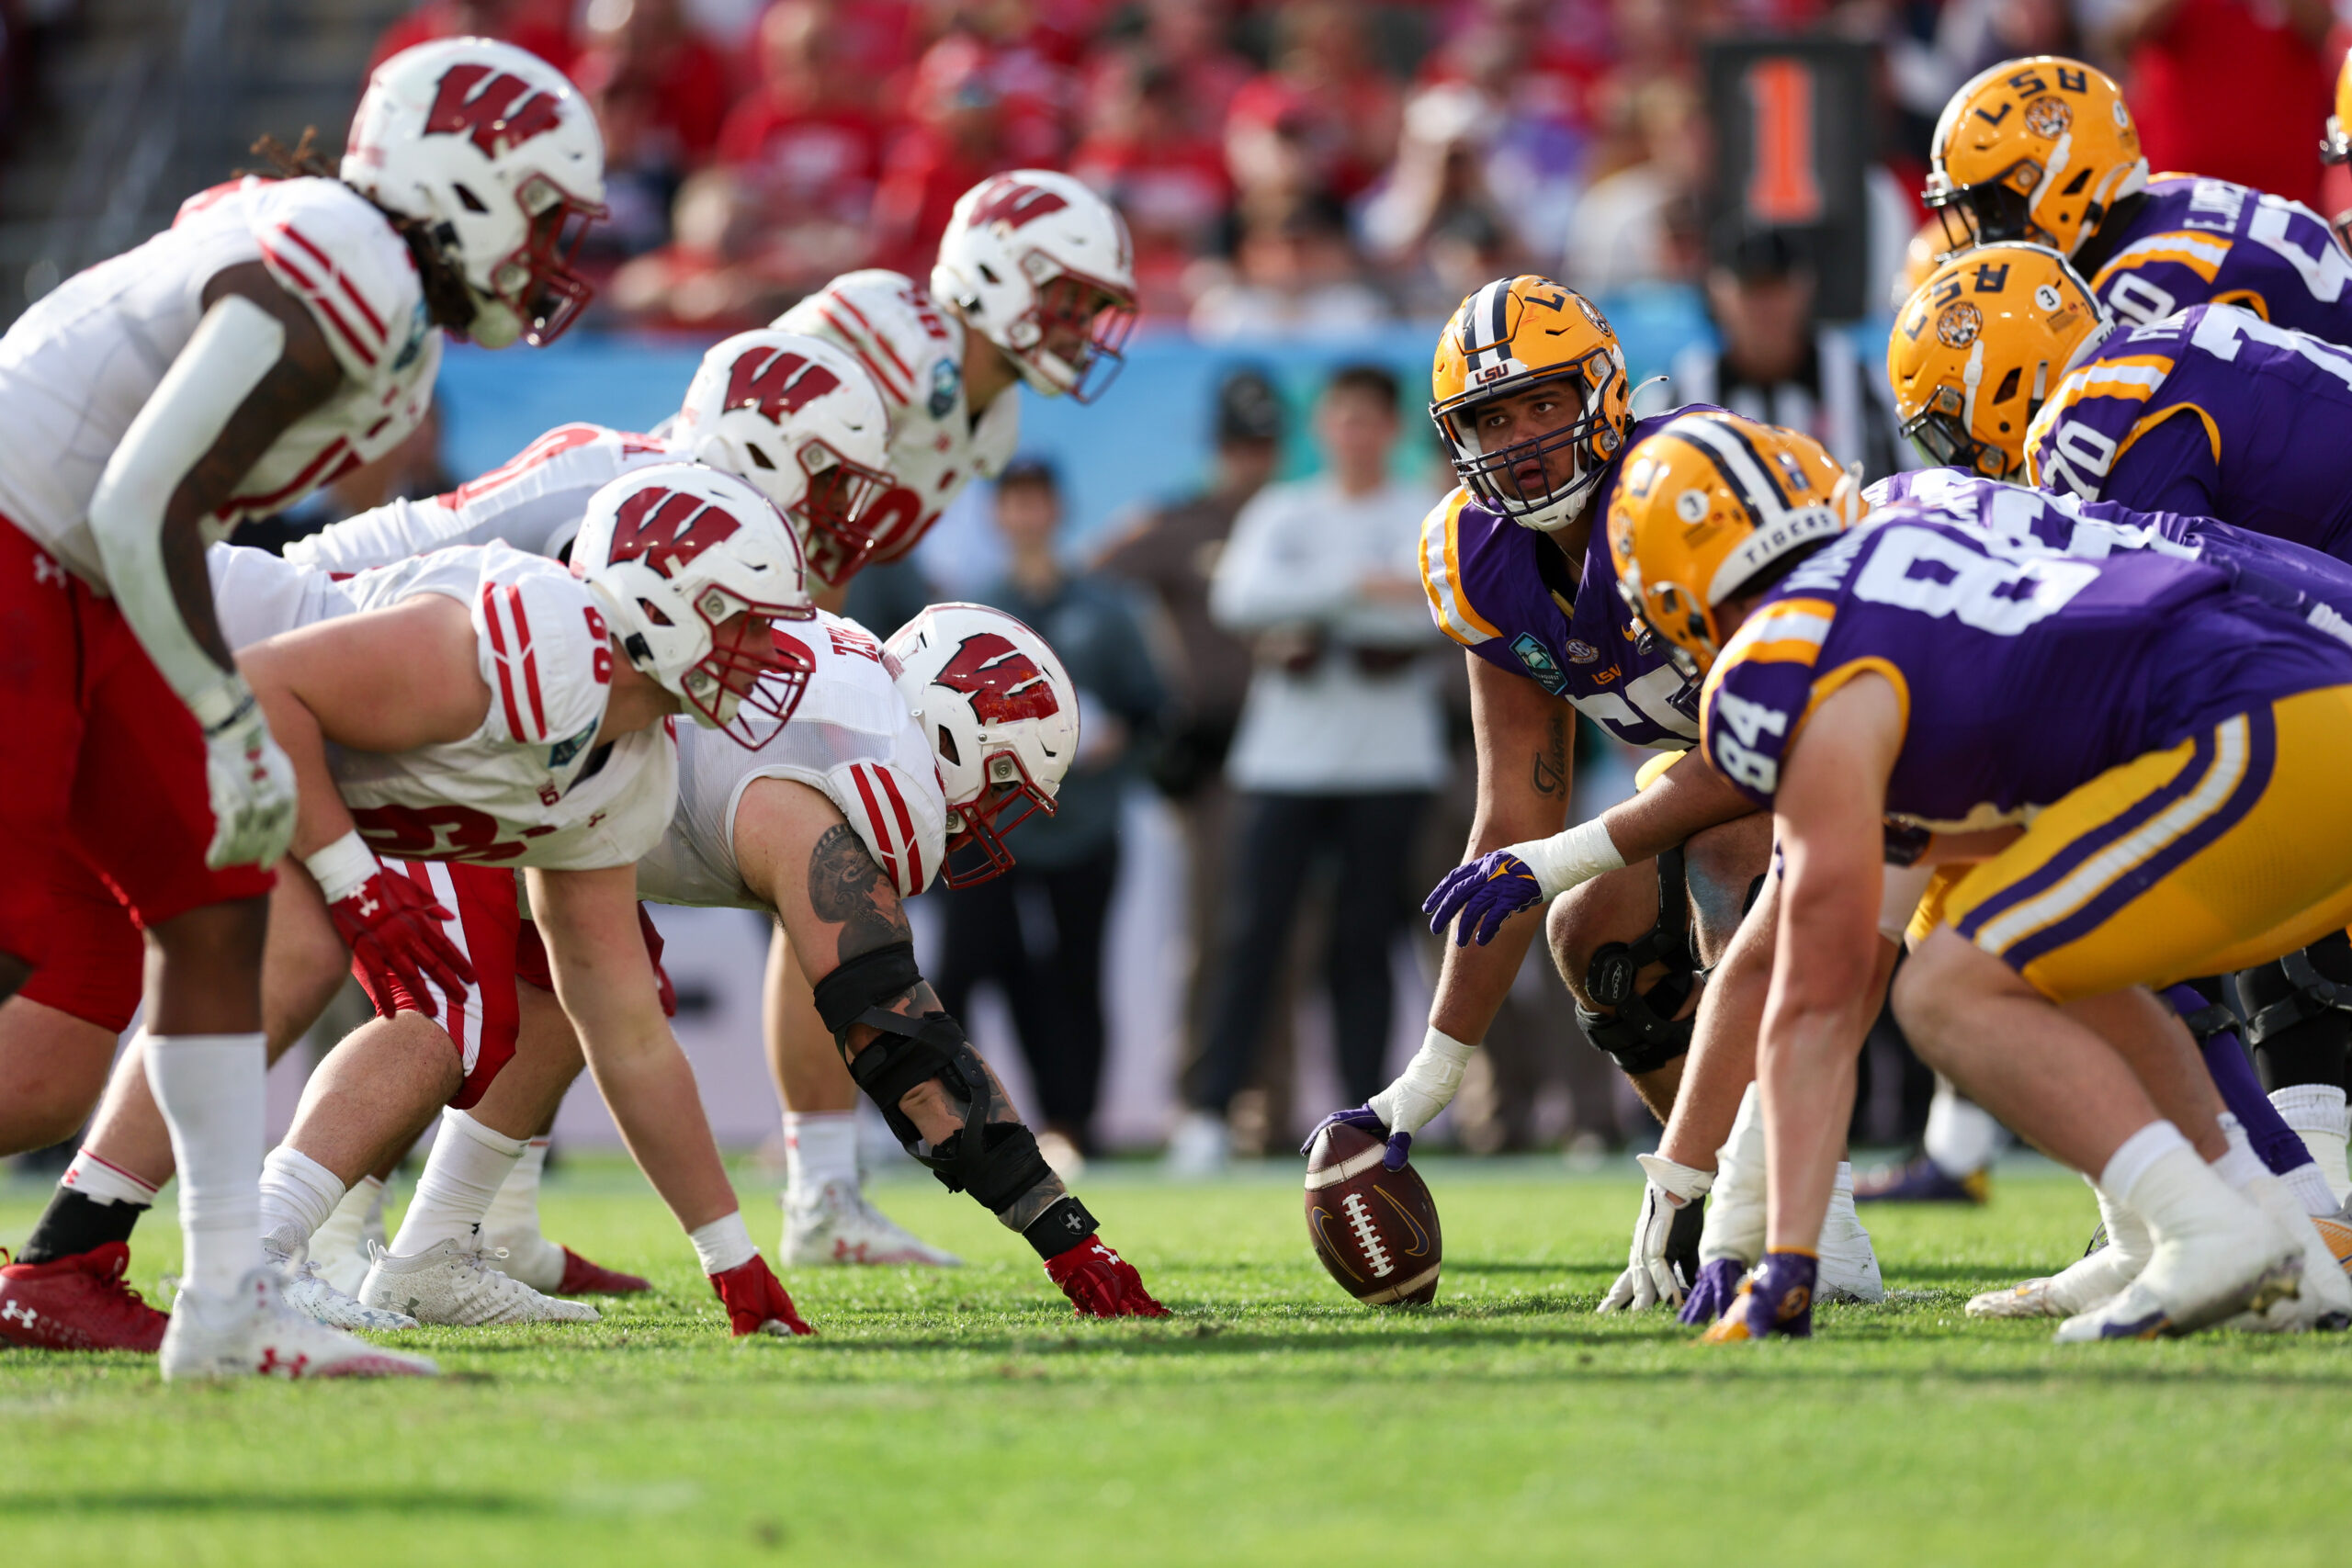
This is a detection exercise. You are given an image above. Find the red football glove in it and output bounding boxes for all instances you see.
[1045,1236,1169,1318]
[330,864,476,1022]
[710,1255,815,1337]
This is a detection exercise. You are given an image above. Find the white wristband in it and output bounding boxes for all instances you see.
[186,671,258,739]
[1509,817,1624,901]
[1367,1026,1478,1139]
[303,829,380,904]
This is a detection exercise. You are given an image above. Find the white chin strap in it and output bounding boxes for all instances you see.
[468,296,525,350]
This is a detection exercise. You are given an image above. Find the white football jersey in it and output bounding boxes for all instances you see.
[0,176,440,588]
[289,423,681,574]
[638,611,944,909]
[775,269,1018,566]
[329,543,675,872]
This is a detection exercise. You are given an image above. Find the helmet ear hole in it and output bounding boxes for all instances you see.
[744,442,776,470]
[937,728,962,765]
[1992,367,2021,403]
[453,183,491,214]
[638,597,675,628]
[976,263,1001,287]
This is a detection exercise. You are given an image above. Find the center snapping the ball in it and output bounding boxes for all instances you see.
[1303,1122,1442,1305]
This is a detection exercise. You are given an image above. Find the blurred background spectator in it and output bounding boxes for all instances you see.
[931,457,1164,1171]
[1096,367,1295,1155]
[1168,365,1444,1175]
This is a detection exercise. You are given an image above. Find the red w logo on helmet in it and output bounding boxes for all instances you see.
[608,487,743,578]
[724,348,842,424]
[967,176,1069,232]
[935,633,1059,726]
[424,63,566,159]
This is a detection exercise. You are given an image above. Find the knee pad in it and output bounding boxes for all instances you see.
[1578,847,1696,1077]
[2228,933,2352,1050]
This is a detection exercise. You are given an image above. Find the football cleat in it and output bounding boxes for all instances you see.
[1854,1155,1991,1204]
[480,1226,651,1295]
[2054,1229,2301,1342]
[1968,1247,2139,1320]
[783,1180,963,1268]
[2229,1177,2352,1332]
[1816,1180,1886,1303]
[159,1267,436,1381]
[0,1243,168,1353]
[263,1229,418,1333]
[358,1235,601,1326]
[710,1254,815,1337]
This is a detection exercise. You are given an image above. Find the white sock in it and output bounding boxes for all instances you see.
[61,1147,159,1208]
[143,1032,266,1298]
[689,1210,758,1276]
[2281,1161,2339,1217]
[784,1111,858,1201]
[2100,1120,2189,1204]
[2211,1113,2269,1193]
[258,1145,346,1247]
[2109,1123,2250,1247]
[2269,1085,2351,1204]
[1923,1082,2003,1178]
[312,1175,380,1255]
[482,1136,549,1238]
[390,1109,526,1257]
[2089,1178,2154,1274]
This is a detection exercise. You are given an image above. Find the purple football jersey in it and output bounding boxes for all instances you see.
[2084,175,2352,344]
[2025,304,2352,558]
[1419,407,1722,750]
[1698,513,2352,827]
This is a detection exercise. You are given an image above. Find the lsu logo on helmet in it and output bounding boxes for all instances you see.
[1924,56,2146,259]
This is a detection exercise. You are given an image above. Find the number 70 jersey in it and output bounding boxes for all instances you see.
[1696,513,2352,830]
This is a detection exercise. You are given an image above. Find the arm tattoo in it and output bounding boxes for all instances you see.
[1532,709,1568,798]
[806,823,912,963]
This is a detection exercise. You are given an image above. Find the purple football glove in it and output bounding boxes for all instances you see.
[1424,850,1544,947]
[1301,1104,1412,1171]
[1678,1257,1748,1326]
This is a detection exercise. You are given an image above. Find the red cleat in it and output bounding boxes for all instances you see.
[1045,1235,1170,1319]
[0,1243,169,1352]
[556,1247,650,1295]
[709,1255,815,1337]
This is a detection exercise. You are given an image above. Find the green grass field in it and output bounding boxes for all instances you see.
[5,1156,2347,1567]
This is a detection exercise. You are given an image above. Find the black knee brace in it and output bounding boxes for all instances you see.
[2228,933,2352,1089]
[811,943,1096,1256]
[1577,847,1696,1077]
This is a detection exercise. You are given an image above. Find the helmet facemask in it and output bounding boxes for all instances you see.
[1003,261,1137,404]
[1924,164,2044,253]
[1899,382,2018,479]
[1438,355,1621,532]
[457,172,604,348]
[785,440,894,583]
[660,588,818,745]
[939,746,1058,887]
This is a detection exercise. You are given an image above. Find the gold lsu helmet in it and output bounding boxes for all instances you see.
[1887,242,2107,480]
[1606,412,1863,676]
[1430,274,1632,533]
[1925,56,2147,259]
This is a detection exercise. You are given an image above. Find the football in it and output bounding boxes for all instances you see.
[1303,1122,1443,1305]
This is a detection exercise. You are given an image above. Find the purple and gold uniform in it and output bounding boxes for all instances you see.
[1701,511,2352,998]
[2025,304,2352,558]
[1419,409,1717,751]
[2082,176,2352,340]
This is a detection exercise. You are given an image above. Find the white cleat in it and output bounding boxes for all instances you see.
[159,1267,436,1381]
[1968,1246,2140,1320]
[263,1228,418,1332]
[783,1180,962,1267]
[2230,1177,2352,1332]
[358,1234,602,1326]
[2055,1227,2301,1342]
[1816,1178,1885,1304]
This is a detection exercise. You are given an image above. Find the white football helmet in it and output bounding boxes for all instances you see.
[885,604,1077,886]
[673,330,898,585]
[342,38,607,348]
[931,170,1137,403]
[571,462,816,746]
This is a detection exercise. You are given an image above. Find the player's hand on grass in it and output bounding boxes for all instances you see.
[1598,1155,1713,1313]
[195,675,299,869]
[317,842,477,1021]
[1046,1236,1168,1318]
[710,1254,815,1337]
[1679,1257,1749,1326]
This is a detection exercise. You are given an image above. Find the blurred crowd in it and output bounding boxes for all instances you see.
[368,0,2352,337]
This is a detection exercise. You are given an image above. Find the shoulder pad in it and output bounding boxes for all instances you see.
[1698,595,1835,806]
[247,177,430,385]
[835,756,949,898]
[1419,486,1500,647]
[779,269,956,410]
[469,549,612,748]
